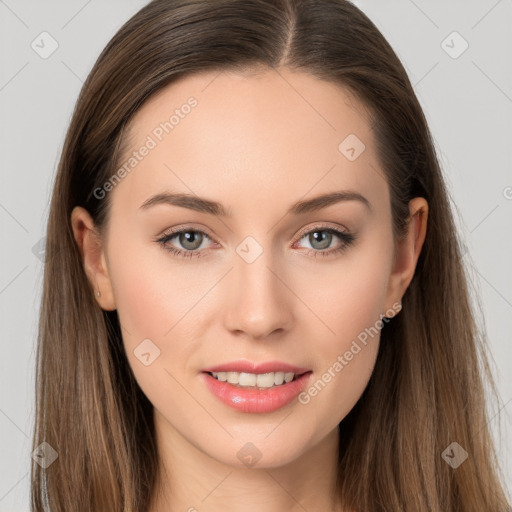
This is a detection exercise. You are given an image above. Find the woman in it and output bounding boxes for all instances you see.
[31,0,511,510]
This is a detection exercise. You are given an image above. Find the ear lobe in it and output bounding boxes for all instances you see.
[70,206,116,311]
[384,197,428,311]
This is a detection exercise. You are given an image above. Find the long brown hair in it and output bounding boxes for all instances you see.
[31,0,511,510]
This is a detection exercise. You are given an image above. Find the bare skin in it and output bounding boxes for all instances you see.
[72,66,428,512]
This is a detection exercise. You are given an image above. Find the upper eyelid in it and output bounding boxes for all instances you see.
[158,223,350,247]
[158,225,217,243]
[295,222,349,238]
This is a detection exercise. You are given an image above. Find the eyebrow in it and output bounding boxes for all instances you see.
[139,190,372,216]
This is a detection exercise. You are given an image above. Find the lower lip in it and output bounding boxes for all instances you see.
[201,372,312,413]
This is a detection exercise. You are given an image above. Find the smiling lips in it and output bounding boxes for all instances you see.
[201,360,312,413]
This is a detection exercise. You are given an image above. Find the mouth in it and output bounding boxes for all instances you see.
[205,370,306,390]
[200,366,313,413]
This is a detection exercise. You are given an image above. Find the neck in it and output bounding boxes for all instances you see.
[149,411,345,512]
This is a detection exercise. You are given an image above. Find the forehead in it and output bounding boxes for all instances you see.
[109,66,386,220]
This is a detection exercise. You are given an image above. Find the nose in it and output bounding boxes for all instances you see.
[223,246,294,340]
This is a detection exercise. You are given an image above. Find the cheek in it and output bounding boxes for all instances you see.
[107,249,204,421]
[293,239,392,354]
[106,237,220,388]
[292,240,392,418]
[110,254,174,341]
[108,231,213,340]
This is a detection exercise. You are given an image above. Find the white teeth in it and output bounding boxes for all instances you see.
[238,372,257,386]
[256,373,275,388]
[226,372,238,384]
[210,371,299,388]
[274,371,284,385]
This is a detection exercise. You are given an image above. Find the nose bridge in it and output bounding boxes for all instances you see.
[224,236,292,338]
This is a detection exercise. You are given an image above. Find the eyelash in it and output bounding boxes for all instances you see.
[155,224,356,260]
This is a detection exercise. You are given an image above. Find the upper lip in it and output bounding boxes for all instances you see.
[202,360,311,375]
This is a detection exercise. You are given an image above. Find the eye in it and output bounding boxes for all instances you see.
[156,228,216,259]
[156,224,356,259]
[292,224,356,258]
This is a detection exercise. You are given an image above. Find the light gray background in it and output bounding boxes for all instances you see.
[1,0,511,509]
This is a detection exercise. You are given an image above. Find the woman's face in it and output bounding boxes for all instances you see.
[77,67,422,469]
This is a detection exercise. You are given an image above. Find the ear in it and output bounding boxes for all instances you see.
[71,206,116,311]
[384,197,428,314]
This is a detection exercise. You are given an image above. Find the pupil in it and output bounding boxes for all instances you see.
[180,231,202,250]
[310,231,331,250]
